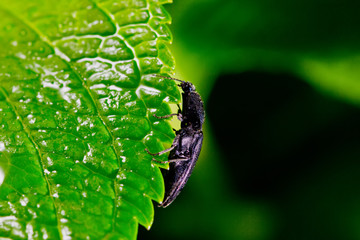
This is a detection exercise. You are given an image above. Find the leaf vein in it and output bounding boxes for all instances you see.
[1,6,123,229]
[86,0,144,232]
[0,87,62,239]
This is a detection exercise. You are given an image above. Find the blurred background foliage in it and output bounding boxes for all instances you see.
[139,0,360,239]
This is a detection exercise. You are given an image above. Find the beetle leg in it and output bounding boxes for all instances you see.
[145,145,176,156]
[177,112,183,121]
[152,157,189,164]
[152,112,183,120]
[153,104,183,120]
[153,113,178,119]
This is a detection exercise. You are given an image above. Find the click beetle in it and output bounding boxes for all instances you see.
[146,75,205,208]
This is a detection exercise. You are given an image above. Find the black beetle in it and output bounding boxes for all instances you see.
[146,75,205,207]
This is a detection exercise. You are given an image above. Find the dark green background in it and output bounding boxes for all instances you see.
[139,0,360,239]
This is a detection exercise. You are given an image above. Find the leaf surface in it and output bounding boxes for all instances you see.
[0,0,179,239]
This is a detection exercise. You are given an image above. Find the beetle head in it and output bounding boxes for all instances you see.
[180,81,195,93]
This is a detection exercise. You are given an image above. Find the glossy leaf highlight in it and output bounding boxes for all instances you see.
[0,0,179,239]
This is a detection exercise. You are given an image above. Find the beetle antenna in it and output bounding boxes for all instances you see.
[151,74,186,83]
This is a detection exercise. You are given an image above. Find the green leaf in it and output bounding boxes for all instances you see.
[0,0,179,239]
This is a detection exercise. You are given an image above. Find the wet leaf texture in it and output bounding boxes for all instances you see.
[0,0,180,239]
